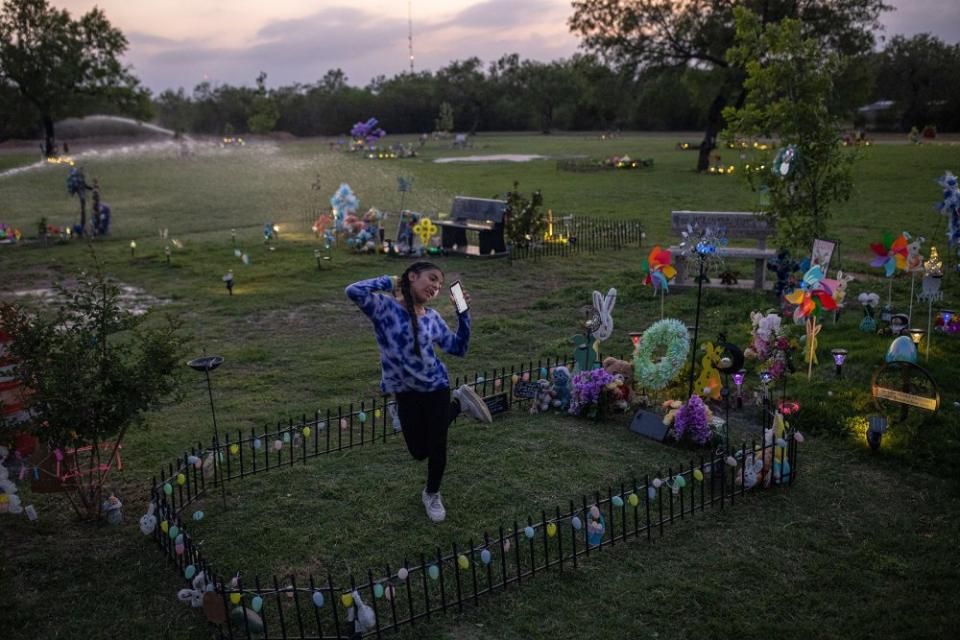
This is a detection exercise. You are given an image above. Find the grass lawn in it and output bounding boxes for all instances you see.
[1,133,959,639]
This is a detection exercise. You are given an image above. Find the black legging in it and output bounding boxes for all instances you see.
[395,388,461,493]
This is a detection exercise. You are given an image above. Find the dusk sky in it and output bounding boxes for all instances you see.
[56,0,960,93]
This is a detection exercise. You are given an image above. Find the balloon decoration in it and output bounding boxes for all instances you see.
[330,184,359,232]
[350,117,386,146]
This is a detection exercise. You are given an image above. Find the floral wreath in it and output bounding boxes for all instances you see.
[633,318,690,391]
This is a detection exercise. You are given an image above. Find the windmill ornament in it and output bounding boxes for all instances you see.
[785,265,837,379]
[643,245,677,319]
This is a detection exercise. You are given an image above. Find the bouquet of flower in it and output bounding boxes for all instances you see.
[745,311,793,380]
[671,395,714,446]
[569,368,615,418]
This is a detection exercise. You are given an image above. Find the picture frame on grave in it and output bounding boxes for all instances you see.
[395,211,420,253]
[811,238,837,274]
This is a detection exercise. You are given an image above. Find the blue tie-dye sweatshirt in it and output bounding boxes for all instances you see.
[346,275,470,393]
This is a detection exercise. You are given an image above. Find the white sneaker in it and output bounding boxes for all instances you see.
[422,489,446,522]
[454,385,492,423]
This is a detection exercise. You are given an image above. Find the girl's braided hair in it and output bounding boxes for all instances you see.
[399,261,442,357]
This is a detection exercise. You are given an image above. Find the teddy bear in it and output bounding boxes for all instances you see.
[605,375,632,412]
[660,399,683,426]
[551,366,572,411]
[529,378,555,414]
[602,357,635,406]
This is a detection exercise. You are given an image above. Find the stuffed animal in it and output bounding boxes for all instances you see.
[832,271,854,308]
[101,493,123,525]
[529,379,555,414]
[602,357,635,405]
[177,571,213,608]
[551,366,572,411]
[139,501,158,535]
[346,590,377,634]
[905,234,925,272]
[660,399,683,426]
[604,375,631,412]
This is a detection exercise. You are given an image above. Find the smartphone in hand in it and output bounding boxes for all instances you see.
[450,280,469,314]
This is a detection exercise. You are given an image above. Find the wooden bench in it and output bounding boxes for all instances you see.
[668,211,776,290]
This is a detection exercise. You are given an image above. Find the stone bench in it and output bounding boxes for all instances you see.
[667,210,776,290]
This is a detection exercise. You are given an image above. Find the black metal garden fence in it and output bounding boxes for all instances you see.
[147,354,800,639]
[508,217,643,263]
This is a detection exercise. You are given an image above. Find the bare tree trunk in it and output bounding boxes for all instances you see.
[42,114,56,157]
[696,92,727,172]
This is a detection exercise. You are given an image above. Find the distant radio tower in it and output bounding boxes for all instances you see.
[408,0,415,73]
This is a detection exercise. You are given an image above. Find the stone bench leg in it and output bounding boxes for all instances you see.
[674,254,687,286]
[753,258,765,290]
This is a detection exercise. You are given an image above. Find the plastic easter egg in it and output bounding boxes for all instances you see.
[187,455,199,465]
[230,593,242,605]
[522,372,530,381]
[540,367,548,378]
[177,473,186,485]
[476,376,485,384]
[175,533,184,545]
[776,437,788,449]
[184,565,196,580]
[384,585,395,601]
[628,493,640,507]
[282,432,291,444]
[571,516,582,531]
[494,378,502,389]
[252,595,264,612]
[341,593,353,607]
[502,539,511,553]
[524,526,535,539]
[397,567,409,581]
[229,444,239,455]
[194,458,203,469]
[216,451,224,463]
[175,543,185,555]
[611,496,624,508]
[546,523,557,537]
[340,418,348,430]
[428,565,440,580]
[358,411,367,423]
[647,487,657,500]
[160,520,169,533]
[457,554,469,570]
[253,438,262,450]
[273,440,283,451]
[163,483,173,495]
[193,510,204,521]
[794,432,805,443]
[302,427,311,438]
[511,374,519,384]
[675,475,687,488]
[169,525,179,539]
[375,409,382,418]
[310,591,323,608]
[693,469,704,482]
[589,505,600,519]
[373,583,385,598]
[652,478,662,489]
[480,549,492,565]
[725,456,738,467]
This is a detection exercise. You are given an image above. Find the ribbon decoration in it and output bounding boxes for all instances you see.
[412,218,437,247]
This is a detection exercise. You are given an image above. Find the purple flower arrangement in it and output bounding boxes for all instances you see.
[569,368,615,416]
[672,395,713,446]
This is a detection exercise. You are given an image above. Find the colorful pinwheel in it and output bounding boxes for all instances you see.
[642,246,677,293]
[870,232,908,277]
[785,266,837,321]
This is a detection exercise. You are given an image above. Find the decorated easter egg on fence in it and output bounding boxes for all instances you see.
[524,526,535,539]
[522,372,529,381]
[169,525,179,539]
[177,473,186,485]
[160,520,169,533]
[302,427,311,438]
[187,455,199,466]
[340,418,348,430]
[282,432,291,444]
[252,595,264,612]
[628,493,639,507]
[310,591,323,608]
[175,543,184,555]
[193,510,204,521]
[397,567,409,581]
[253,438,262,450]
[546,523,557,537]
[184,565,196,580]
[194,457,203,469]
[428,565,440,580]
[725,456,738,467]
[794,432,805,443]
[373,583,385,598]
[216,451,224,463]
[611,496,624,508]
[494,378,502,389]
[457,554,469,570]
[384,585,395,601]
[480,549,492,565]
[175,533,184,545]
[230,592,242,605]
[776,437,788,449]
[476,376,485,384]
[341,593,353,608]
[675,475,687,489]
[163,483,173,495]
[571,516,582,530]
[511,374,519,384]
[273,440,283,451]
[375,409,382,418]
[693,469,704,482]
[589,505,600,519]
[502,539,511,553]
[358,411,367,423]
[652,478,662,489]
[647,487,657,500]
[540,367,548,379]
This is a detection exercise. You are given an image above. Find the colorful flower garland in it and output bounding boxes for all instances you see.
[632,319,690,391]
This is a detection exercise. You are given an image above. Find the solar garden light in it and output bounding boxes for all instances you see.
[314,249,322,271]
[164,245,171,264]
[909,328,925,346]
[187,355,226,503]
[866,415,888,451]
[129,240,136,257]
[831,348,848,378]
[222,271,234,295]
[231,228,236,245]
[629,331,642,349]
[733,369,746,408]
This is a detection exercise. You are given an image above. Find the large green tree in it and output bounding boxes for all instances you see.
[569,0,889,171]
[0,0,148,155]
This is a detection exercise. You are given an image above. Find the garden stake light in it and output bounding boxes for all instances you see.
[831,349,848,378]
[733,369,746,408]
[867,415,888,451]
[129,240,136,257]
[187,355,226,507]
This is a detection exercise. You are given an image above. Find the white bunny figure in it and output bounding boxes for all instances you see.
[346,590,377,633]
[592,288,617,342]
[177,571,212,608]
[139,502,158,535]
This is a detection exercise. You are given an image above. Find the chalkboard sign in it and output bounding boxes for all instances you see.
[629,409,669,442]
[513,380,542,399]
[483,392,510,416]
